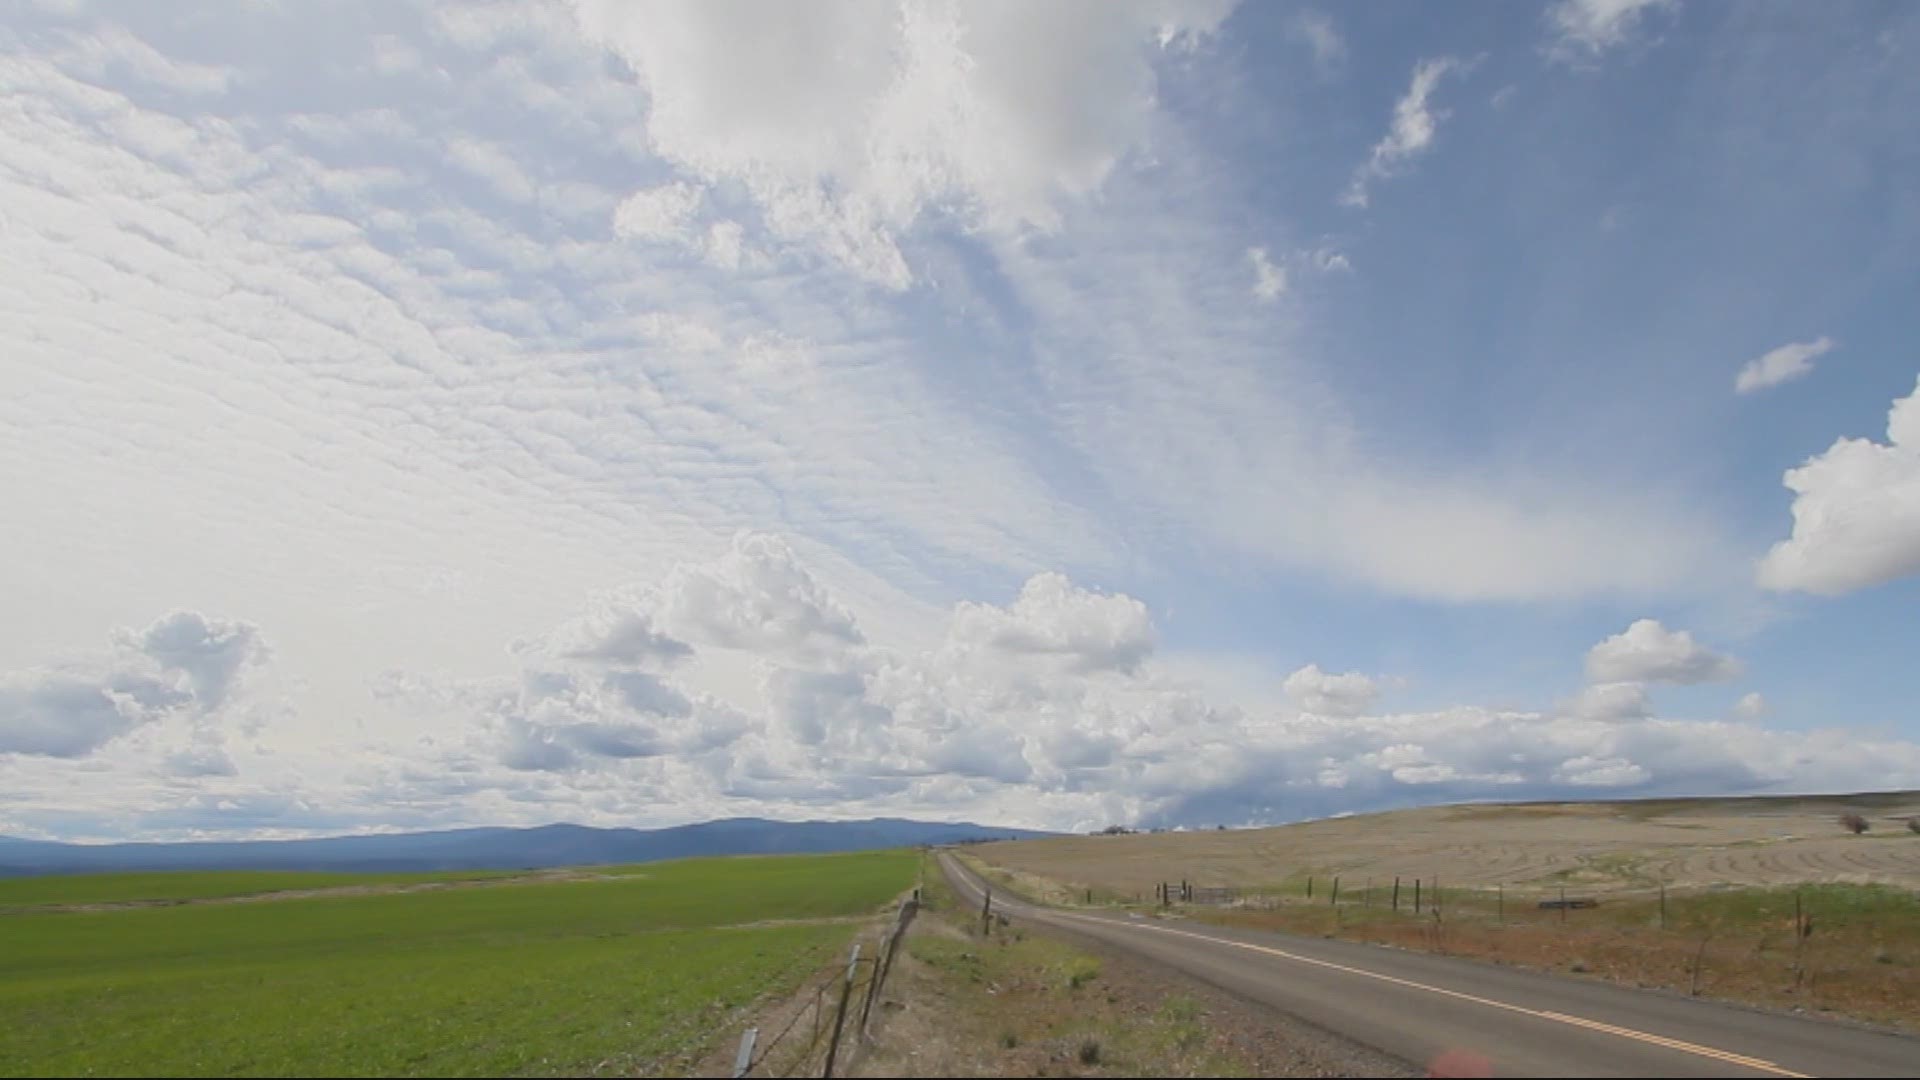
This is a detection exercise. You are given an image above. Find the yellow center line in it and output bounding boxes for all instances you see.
[956,865,1809,1079]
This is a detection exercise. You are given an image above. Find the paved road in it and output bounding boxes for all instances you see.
[938,853,1919,1078]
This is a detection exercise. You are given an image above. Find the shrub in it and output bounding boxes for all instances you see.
[1077,1038,1102,1065]
[1908,818,1920,835]
[1839,813,1870,835]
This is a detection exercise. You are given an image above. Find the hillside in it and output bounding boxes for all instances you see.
[974,791,1920,898]
[0,817,1047,876]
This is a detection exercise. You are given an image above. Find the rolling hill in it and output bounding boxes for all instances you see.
[0,817,1047,876]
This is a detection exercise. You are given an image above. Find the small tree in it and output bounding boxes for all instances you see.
[1907,817,1919,835]
[1839,812,1869,835]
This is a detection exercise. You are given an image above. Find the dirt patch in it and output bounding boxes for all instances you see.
[9,868,642,914]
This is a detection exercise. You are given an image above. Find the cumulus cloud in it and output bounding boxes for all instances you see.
[1247,246,1286,302]
[656,533,865,662]
[950,573,1155,674]
[115,611,266,711]
[1,611,265,758]
[569,0,1237,287]
[545,596,693,668]
[1341,56,1462,208]
[1731,691,1766,721]
[1562,680,1652,722]
[1757,375,1920,595]
[1544,0,1674,62]
[1282,663,1379,717]
[1735,337,1837,395]
[1585,619,1741,685]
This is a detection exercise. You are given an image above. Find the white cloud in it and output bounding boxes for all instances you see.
[1305,246,1352,274]
[1735,336,1837,395]
[610,181,702,243]
[1585,619,1741,685]
[1286,10,1345,75]
[655,533,866,663]
[0,611,265,758]
[1341,56,1461,209]
[1544,0,1674,62]
[445,137,539,205]
[1282,663,1379,717]
[1731,691,1766,721]
[115,611,267,712]
[1758,376,1920,594]
[568,0,1237,287]
[1247,246,1286,302]
[1563,681,1651,722]
[949,572,1155,675]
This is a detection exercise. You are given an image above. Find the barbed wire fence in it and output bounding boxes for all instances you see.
[730,891,920,1079]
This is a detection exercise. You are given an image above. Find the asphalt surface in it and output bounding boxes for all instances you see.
[938,853,1920,1078]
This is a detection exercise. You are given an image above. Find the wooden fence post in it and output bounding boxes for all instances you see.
[731,1028,757,1078]
[1392,876,1400,912]
[821,945,861,1079]
[981,888,992,936]
[1414,878,1421,914]
[1330,877,1339,906]
[1307,876,1313,900]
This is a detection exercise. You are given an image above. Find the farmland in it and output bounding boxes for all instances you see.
[962,792,1920,1030]
[976,791,1920,900]
[0,850,917,1077]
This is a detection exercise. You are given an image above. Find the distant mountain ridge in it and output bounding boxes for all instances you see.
[0,817,1050,877]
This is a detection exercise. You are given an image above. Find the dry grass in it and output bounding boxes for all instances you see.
[1185,883,1920,1031]
[975,791,1920,900]
[848,856,1407,1078]
[964,792,1920,1034]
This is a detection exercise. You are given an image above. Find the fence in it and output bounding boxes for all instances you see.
[728,891,919,1078]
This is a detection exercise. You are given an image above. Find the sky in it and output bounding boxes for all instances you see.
[2,0,1918,842]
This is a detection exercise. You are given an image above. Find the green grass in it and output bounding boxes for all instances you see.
[0,869,527,908]
[0,851,917,1077]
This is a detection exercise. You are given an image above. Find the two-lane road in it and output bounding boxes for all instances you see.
[938,853,1918,1077]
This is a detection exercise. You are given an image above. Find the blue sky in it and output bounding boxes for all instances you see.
[2,0,1917,840]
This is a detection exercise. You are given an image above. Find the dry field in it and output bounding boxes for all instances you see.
[975,791,1920,901]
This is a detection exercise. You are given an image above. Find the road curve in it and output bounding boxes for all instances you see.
[938,853,1919,1078]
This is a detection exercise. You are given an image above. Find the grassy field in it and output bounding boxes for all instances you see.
[0,850,917,1077]
[0,868,528,908]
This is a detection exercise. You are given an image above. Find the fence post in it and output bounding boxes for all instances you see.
[821,945,861,1079]
[1497,884,1504,926]
[1560,885,1567,924]
[1660,883,1667,930]
[1434,876,1441,918]
[731,1028,757,1079]
[1392,876,1400,912]
[863,898,917,1035]
[981,888,992,936]
[1414,878,1421,914]
[1364,878,1372,907]
[1330,877,1339,906]
[1307,876,1313,900]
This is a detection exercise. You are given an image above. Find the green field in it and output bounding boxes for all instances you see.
[0,851,917,1077]
[0,869,528,909]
